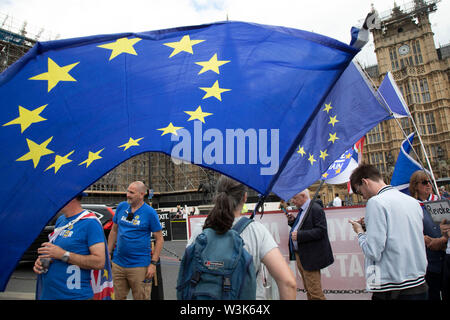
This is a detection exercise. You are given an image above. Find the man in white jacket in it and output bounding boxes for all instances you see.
[348,164,428,300]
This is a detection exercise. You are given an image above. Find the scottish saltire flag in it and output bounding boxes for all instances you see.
[378,72,410,118]
[323,137,364,186]
[272,62,390,200]
[0,21,361,290]
[390,133,426,193]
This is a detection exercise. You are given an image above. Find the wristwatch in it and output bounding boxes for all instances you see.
[150,260,158,266]
[61,251,70,263]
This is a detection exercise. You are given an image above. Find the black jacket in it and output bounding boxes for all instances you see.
[288,202,334,271]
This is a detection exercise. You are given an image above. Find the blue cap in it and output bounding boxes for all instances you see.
[76,192,88,199]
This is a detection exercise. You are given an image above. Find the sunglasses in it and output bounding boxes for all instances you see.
[126,209,134,221]
[420,180,431,186]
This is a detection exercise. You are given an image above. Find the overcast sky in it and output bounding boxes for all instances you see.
[0,0,449,66]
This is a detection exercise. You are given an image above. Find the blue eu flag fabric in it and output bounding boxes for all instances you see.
[272,62,391,200]
[0,21,359,290]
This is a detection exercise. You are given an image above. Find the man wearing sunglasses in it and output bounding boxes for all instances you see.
[348,164,428,300]
[108,181,163,300]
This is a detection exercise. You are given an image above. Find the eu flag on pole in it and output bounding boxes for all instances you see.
[272,62,391,200]
[0,21,360,290]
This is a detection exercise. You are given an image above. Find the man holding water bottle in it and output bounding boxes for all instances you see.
[33,193,106,300]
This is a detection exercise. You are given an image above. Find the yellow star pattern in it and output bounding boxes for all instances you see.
[163,35,205,58]
[308,153,316,166]
[195,53,230,75]
[319,149,329,161]
[322,172,329,178]
[328,132,339,144]
[29,57,79,92]
[323,102,332,113]
[297,146,306,156]
[45,150,74,173]
[184,106,213,123]
[2,104,48,133]
[79,148,104,168]
[97,37,142,61]
[118,137,144,151]
[16,137,54,168]
[328,115,339,127]
[157,122,183,136]
[199,80,231,101]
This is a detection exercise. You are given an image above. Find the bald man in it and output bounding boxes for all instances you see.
[108,181,164,300]
[287,189,334,300]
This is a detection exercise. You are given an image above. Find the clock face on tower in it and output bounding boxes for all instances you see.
[398,44,410,56]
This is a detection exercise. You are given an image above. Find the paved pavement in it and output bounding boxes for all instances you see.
[0,240,187,300]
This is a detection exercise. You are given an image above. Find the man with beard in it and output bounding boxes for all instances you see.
[108,181,163,300]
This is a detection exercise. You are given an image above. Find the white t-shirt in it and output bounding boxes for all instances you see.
[333,196,342,207]
[188,216,278,299]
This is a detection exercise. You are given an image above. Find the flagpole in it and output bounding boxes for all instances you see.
[406,115,440,196]
[376,83,440,196]
[356,61,424,165]
[356,62,440,196]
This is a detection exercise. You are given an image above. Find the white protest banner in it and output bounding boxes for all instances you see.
[188,206,370,300]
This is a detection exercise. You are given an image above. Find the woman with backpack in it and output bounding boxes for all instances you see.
[178,176,296,300]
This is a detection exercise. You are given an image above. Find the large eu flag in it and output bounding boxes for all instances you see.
[0,21,360,290]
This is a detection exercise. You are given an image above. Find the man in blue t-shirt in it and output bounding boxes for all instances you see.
[108,181,163,300]
[33,194,106,300]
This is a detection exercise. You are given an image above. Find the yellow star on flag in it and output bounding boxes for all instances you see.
[328,115,339,127]
[97,37,142,61]
[199,80,231,101]
[79,148,104,168]
[297,146,306,156]
[323,102,333,113]
[346,152,352,159]
[118,137,144,151]
[2,104,48,133]
[319,149,329,161]
[184,106,213,123]
[322,172,329,178]
[45,150,74,173]
[16,137,54,168]
[328,132,339,144]
[163,35,205,58]
[157,122,183,136]
[195,53,230,75]
[335,167,342,174]
[29,57,79,92]
[308,153,316,166]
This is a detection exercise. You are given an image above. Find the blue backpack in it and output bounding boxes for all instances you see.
[176,217,256,300]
